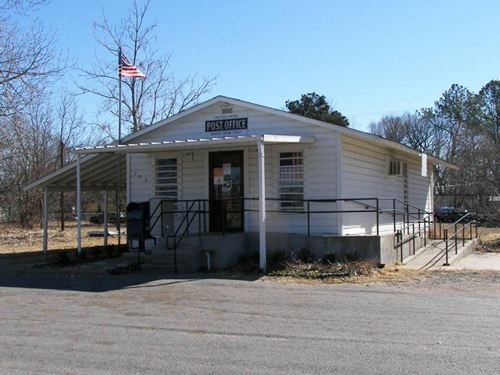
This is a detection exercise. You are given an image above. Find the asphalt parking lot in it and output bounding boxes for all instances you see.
[0,272,499,374]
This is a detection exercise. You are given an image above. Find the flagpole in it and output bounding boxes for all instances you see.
[118,46,122,143]
[117,46,122,250]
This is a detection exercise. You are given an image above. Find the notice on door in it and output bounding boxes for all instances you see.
[222,180,232,194]
[223,163,231,175]
[213,168,223,185]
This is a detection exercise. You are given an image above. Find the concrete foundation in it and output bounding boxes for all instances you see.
[245,232,385,262]
[149,231,429,272]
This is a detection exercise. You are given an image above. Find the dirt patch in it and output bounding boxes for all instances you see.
[0,222,124,254]
[0,221,131,275]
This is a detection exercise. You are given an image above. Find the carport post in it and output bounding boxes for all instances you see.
[257,138,267,272]
[103,190,108,248]
[76,154,82,256]
[42,187,49,255]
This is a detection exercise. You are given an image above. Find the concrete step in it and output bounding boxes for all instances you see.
[403,238,478,270]
[401,239,441,264]
[155,236,202,252]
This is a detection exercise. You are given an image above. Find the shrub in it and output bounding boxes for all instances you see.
[268,251,289,271]
[269,259,374,279]
[321,252,337,265]
[293,248,314,263]
[343,252,360,262]
[232,251,260,274]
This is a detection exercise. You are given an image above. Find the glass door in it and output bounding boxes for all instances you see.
[209,150,244,232]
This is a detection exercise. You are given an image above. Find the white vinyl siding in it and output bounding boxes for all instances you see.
[155,158,178,198]
[127,101,432,237]
[341,134,431,235]
[279,152,304,210]
[129,153,154,202]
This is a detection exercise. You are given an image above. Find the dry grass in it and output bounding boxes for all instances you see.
[429,224,499,252]
[478,226,500,243]
[0,222,123,254]
[477,226,500,252]
[268,259,375,279]
[264,264,427,285]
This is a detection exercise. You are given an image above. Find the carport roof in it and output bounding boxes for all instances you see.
[73,134,315,154]
[24,153,126,192]
[24,134,314,192]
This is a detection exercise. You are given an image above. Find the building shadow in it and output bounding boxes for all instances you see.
[0,247,260,293]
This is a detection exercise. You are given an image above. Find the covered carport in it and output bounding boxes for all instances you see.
[26,133,315,271]
[23,153,126,255]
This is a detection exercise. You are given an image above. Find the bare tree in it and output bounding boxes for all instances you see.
[79,0,215,138]
[53,92,96,230]
[0,0,47,11]
[369,112,446,155]
[0,101,57,225]
[0,92,97,226]
[369,81,499,212]
[0,1,63,118]
[0,0,68,226]
[369,114,408,144]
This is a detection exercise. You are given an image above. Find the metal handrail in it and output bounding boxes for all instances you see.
[167,199,199,248]
[379,198,432,216]
[148,199,164,233]
[440,213,477,266]
[165,200,204,274]
[151,196,384,239]
[148,196,438,267]
[394,218,434,262]
[444,212,473,230]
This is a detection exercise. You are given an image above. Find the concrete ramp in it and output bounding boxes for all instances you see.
[403,239,478,270]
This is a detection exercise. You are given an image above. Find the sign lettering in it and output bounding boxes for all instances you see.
[205,118,248,132]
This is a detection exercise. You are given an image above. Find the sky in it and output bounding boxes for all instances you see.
[17,0,500,131]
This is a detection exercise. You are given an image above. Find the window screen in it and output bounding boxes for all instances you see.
[388,160,407,176]
[155,158,178,198]
[279,152,304,210]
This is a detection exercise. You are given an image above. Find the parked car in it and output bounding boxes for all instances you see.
[434,207,472,223]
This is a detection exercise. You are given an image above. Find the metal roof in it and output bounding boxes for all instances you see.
[24,134,314,191]
[23,94,457,192]
[74,134,315,154]
[24,153,126,192]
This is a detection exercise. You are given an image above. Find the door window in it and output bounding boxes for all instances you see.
[209,151,244,231]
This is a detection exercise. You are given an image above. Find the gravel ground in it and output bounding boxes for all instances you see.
[0,270,499,374]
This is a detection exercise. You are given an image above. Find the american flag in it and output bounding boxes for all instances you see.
[118,51,146,79]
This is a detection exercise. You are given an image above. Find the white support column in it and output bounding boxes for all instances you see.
[257,138,267,272]
[76,154,82,256]
[103,190,108,248]
[42,187,49,255]
[335,135,344,235]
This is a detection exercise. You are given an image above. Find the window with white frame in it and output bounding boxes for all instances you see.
[388,159,407,177]
[279,152,304,210]
[155,158,178,198]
